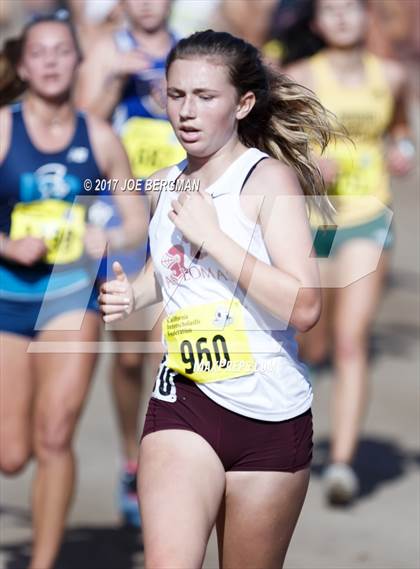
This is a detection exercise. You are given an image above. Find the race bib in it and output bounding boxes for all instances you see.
[10,199,86,264]
[163,299,256,383]
[121,117,186,178]
[328,142,383,197]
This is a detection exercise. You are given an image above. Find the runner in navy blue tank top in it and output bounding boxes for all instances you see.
[0,102,102,316]
[0,14,147,569]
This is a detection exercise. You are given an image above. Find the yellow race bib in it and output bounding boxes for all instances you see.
[163,299,256,383]
[10,199,86,264]
[121,117,186,179]
[328,141,384,197]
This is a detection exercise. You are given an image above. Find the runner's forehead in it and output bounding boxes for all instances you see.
[316,0,363,12]
[167,58,231,90]
[24,22,74,49]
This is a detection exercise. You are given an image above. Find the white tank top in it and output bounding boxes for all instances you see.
[149,148,312,421]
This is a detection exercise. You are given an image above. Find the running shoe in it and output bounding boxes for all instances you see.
[119,465,141,528]
[323,463,359,506]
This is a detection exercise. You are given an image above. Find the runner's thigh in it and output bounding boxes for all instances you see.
[139,429,226,569]
[334,244,389,335]
[0,332,35,471]
[218,469,310,569]
[32,312,99,451]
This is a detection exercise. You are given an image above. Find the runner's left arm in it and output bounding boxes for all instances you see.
[385,60,415,176]
[169,160,321,333]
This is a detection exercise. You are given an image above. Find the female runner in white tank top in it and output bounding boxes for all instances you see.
[99,30,334,569]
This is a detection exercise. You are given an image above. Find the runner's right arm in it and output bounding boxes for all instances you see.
[131,258,162,311]
[75,34,152,120]
[75,36,122,119]
[98,166,172,321]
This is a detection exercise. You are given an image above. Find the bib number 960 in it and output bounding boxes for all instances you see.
[163,299,255,382]
[180,334,230,374]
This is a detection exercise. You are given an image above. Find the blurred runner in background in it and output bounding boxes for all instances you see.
[367,0,420,61]
[286,0,414,505]
[76,0,185,527]
[0,13,146,569]
[211,0,278,49]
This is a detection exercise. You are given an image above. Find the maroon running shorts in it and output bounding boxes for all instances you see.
[141,363,313,472]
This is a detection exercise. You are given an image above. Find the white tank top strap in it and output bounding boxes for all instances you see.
[237,149,270,194]
[209,148,269,197]
[167,159,188,182]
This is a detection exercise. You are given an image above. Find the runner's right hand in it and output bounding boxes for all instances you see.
[2,236,47,266]
[98,261,135,322]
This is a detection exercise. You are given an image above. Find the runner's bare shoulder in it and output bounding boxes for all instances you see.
[0,106,12,164]
[83,113,125,176]
[243,157,303,199]
[380,57,407,98]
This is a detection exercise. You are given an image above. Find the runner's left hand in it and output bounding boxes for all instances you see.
[169,190,221,250]
[387,143,414,176]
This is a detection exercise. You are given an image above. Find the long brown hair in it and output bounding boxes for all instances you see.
[0,39,26,106]
[166,30,337,215]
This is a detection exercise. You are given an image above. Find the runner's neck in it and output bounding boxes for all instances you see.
[182,140,250,192]
[23,92,74,130]
[130,26,172,57]
[324,46,366,75]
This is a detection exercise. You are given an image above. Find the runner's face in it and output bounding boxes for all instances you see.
[19,22,78,100]
[124,0,171,32]
[167,58,240,158]
[314,0,367,48]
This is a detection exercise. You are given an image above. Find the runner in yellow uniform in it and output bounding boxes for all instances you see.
[309,49,393,231]
[286,0,414,505]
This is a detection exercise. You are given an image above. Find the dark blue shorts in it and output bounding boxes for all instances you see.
[0,286,98,338]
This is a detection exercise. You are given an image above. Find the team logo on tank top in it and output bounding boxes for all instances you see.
[161,244,186,282]
[161,243,229,288]
[20,163,81,202]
